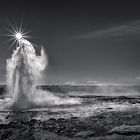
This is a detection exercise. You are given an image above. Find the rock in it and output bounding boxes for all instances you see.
[49,118,57,121]
[106,107,113,110]
[0,130,13,140]
[34,130,73,140]
[75,131,95,138]
[29,119,36,125]
[108,125,140,135]
[89,134,140,140]
[5,115,10,119]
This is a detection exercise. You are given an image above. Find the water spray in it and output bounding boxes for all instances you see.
[0,25,81,110]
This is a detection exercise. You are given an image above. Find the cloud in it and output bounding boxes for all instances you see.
[76,20,140,39]
[136,76,140,80]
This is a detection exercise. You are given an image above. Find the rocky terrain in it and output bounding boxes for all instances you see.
[0,95,140,139]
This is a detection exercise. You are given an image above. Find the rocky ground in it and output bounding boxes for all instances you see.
[0,96,140,140]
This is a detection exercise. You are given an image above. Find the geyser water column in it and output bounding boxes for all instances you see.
[6,33,47,109]
[3,31,81,110]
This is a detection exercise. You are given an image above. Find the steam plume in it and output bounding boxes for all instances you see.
[1,38,80,110]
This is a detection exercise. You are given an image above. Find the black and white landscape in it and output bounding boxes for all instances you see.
[0,85,140,139]
[0,0,140,140]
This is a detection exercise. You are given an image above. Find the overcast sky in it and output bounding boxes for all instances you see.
[0,0,140,85]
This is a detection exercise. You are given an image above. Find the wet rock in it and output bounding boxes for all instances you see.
[5,115,10,119]
[75,130,95,138]
[0,130,13,140]
[106,107,113,110]
[29,119,36,125]
[49,118,57,121]
[108,125,140,135]
[0,124,8,129]
[89,134,140,140]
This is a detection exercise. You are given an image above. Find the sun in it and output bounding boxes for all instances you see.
[3,23,30,49]
[15,33,23,40]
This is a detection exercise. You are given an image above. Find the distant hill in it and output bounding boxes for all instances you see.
[37,85,140,96]
[0,84,140,96]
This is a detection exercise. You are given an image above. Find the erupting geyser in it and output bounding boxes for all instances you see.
[0,31,81,110]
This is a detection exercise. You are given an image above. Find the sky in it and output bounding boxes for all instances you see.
[0,0,140,85]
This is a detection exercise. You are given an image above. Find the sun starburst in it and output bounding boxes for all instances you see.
[3,23,30,49]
